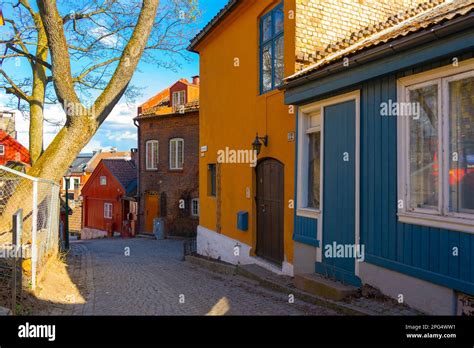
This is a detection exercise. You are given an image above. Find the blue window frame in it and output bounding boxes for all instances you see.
[260,3,284,94]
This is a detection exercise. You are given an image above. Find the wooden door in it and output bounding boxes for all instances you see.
[256,159,284,264]
[144,193,159,233]
[318,99,360,286]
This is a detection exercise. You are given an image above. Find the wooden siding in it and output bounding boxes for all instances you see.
[291,51,474,295]
[360,56,474,295]
[294,215,319,247]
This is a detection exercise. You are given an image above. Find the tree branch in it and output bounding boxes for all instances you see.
[37,0,81,110]
[0,68,30,101]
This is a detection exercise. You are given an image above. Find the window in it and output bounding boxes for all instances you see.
[104,203,113,219]
[100,176,107,186]
[169,138,184,170]
[146,140,159,170]
[172,90,186,112]
[0,145,4,156]
[63,177,80,190]
[73,178,80,190]
[398,64,474,231]
[191,198,199,217]
[260,3,284,94]
[208,164,216,197]
[298,110,322,214]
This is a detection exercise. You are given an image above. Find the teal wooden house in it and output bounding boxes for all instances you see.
[283,0,474,315]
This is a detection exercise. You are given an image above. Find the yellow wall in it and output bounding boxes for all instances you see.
[196,0,297,264]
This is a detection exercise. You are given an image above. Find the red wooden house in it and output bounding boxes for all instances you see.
[0,130,30,165]
[82,158,137,235]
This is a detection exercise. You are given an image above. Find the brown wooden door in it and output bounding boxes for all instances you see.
[256,159,284,265]
[145,193,160,233]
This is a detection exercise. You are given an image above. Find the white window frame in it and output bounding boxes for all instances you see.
[100,176,107,186]
[169,138,184,170]
[63,177,80,190]
[191,198,199,217]
[0,144,4,156]
[172,90,186,112]
[146,140,159,170]
[72,177,80,190]
[104,203,113,219]
[297,108,322,219]
[397,59,474,234]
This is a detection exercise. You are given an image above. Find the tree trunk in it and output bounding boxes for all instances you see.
[29,18,48,164]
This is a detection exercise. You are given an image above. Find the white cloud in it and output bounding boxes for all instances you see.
[106,130,137,142]
[0,92,137,152]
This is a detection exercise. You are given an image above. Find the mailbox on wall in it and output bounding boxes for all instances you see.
[237,211,248,231]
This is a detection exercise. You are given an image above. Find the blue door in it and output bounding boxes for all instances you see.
[315,99,361,286]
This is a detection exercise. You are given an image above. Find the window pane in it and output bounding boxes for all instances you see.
[449,76,474,213]
[170,140,176,169]
[307,131,321,209]
[409,85,439,209]
[178,140,184,168]
[262,44,272,92]
[262,14,272,42]
[274,36,284,87]
[274,6,284,35]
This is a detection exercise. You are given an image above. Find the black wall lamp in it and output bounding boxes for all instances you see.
[252,133,268,155]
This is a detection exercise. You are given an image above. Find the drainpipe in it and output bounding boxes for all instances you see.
[133,117,140,233]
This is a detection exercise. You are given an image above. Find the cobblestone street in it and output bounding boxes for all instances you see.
[36,238,338,316]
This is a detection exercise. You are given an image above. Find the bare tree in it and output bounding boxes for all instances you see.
[0,0,198,164]
[0,0,199,235]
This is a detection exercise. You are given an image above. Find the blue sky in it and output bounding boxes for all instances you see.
[0,0,227,153]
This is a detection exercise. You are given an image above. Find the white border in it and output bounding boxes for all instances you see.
[145,140,159,170]
[397,59,474,233]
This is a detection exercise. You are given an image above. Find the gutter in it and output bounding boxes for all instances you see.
[282,13,474,90]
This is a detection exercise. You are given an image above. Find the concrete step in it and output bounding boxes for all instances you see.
[294,273,359,301]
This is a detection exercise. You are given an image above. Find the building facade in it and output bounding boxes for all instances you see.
[188,0,432,276]
[0,130,30,166]
[82,159,137,237]
[284,0,474,314]
[60,149,132,234]
[136,77,200,237]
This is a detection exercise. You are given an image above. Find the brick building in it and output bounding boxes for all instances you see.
[135,77,199,237]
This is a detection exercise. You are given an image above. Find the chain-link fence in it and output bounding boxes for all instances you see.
[0,165,60,294]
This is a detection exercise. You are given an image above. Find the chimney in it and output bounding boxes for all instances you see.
[130,148,138,165]
[110,147,117,153]
[192,75,200,85]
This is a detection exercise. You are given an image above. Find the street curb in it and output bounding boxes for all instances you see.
[184,255,374,315]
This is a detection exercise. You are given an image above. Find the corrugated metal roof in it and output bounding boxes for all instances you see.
[286,0,474,82]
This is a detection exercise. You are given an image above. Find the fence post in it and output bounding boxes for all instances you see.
[12,209,23,314]
[31,180,38,290]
